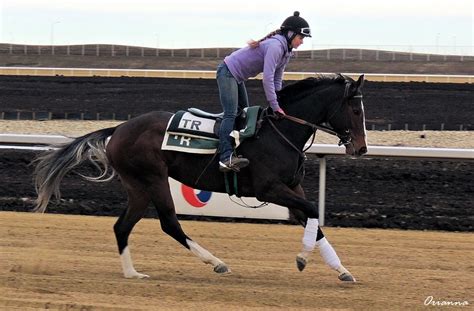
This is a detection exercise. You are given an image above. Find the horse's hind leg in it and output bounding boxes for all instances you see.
[150,178,231,274]
[291,185,356,282]
[114,182,151,279]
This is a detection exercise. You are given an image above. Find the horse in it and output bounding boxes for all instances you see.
[33,73,367,282]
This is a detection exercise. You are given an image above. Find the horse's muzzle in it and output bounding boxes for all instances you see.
[345,144,367,157]
[357,146,368,156]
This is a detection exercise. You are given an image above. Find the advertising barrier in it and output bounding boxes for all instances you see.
[170,179,289,220]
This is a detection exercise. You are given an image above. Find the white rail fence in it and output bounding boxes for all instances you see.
[1,134,473,225]
[1,66,473,83]
[1,44,473,60]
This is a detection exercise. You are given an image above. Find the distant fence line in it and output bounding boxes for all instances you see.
[1,44,473,62]
[0,110,471,131]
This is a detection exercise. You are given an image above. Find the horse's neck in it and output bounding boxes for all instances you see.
[280,90,341,148]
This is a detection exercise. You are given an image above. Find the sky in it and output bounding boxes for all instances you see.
[0,0,473,55]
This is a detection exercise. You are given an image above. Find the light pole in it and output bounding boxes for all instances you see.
[50,21,60,46]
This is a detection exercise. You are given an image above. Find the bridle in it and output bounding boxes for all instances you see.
[265,83,361,156]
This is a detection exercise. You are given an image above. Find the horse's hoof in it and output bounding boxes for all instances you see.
[296,255,307,272]
[124,272,150,279]
[214,263,231,274]
[338,272,356,282]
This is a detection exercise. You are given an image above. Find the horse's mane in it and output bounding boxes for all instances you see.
[277,74,349,103]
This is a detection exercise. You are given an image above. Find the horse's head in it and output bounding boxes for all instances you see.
[327,74,368,157]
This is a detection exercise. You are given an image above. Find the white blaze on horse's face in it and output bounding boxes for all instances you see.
[344,75,368,157]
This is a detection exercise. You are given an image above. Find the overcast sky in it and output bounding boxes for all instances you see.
[1,0,472,55]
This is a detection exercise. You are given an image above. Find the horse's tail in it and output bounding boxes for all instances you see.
[33,127,117,213]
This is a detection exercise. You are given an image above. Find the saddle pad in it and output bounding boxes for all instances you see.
[167,110,217,139]
[162,132,219,154]
[162,106,261,154]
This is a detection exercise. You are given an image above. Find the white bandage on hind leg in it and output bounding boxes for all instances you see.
[316,237,341,270]
[302,218,319,252]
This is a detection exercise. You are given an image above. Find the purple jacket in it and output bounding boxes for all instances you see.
[224,34,293,110]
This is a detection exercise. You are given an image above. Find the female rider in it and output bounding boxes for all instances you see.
[217,11,312,172]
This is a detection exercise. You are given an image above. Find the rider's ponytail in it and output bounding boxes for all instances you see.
[247,29,282,49]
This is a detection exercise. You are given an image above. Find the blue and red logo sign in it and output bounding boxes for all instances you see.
[181,184,212,208]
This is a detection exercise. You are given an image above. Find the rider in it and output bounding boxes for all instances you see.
[217,11,311,173]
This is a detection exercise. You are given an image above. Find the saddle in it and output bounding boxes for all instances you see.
[162,106,262,154]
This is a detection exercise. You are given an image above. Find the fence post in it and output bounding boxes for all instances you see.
[318,156,327,227]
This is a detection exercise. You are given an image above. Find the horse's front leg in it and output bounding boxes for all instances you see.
[291,185,356,282]
[257,183,355,282]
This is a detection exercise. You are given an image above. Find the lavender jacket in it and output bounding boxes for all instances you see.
[224,34,293,111]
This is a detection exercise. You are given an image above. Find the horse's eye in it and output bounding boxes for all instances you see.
[353,109,361,116]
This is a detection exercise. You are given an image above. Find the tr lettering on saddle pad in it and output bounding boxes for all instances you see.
[169,111,217,139]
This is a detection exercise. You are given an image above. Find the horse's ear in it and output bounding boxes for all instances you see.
[356,74,365,90]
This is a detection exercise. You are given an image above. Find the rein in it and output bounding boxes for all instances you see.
[268,82,360,148]
[282,114,351,146]
[266,111,351,150]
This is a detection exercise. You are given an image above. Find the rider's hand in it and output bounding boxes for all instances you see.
[275,107,286,116]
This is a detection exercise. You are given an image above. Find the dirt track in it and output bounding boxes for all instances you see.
[1,212,472,310]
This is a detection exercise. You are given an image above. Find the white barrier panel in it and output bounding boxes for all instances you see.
[169,179,289,220]
[306,144,474,159]
[0,134,71,145]
[0,67,472,83]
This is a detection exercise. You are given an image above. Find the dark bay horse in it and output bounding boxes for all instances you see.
[34,73,367,282]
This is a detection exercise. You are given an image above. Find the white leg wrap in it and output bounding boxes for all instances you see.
[302,218,319,252]
[187,239,222,266]
[120,246,149,278]
[316,237,342,270]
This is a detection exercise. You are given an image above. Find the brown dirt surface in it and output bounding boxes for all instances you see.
[1,211,472,310]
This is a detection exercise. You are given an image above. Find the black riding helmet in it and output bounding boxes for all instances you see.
[280,11,311,37]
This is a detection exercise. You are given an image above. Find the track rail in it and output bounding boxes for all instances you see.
[0,66,472,83]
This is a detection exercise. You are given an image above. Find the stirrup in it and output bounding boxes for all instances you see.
[219,154,249,172]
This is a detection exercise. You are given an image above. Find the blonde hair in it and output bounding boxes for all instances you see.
[247,29,282,48]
